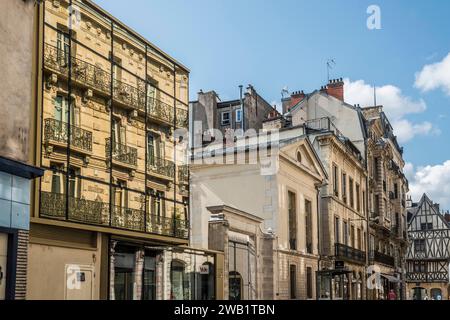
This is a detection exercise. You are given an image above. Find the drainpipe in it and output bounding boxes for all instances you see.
[239,85,244,132]
[316,180,327,300]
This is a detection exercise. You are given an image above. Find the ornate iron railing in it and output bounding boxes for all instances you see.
[44,118,93,152]
[176,109,189,128]
[105,138,138,167]
[113,79,146,112]
[111,205,145,232]
[146,214,189,239]
[147,97,174,124]
[147,157,175,179]
[335,243,366,265]
[40,191,108,225]
[43,43,111,94]
[370,251,395,267]
[178,165,189,184]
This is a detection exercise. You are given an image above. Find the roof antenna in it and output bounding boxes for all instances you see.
[327,59,336,83]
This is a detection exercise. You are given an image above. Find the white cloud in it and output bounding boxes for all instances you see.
[344,78,437,143]
[408,160,450,211]
[415,53,450,95]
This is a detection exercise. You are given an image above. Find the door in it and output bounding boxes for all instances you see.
[65,265,95,300]
[0,233,8,300]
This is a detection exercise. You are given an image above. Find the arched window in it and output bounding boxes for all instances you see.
[296,151,302,163]
[229,271,243,300]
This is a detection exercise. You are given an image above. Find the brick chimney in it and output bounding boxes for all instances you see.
[282,90,305,114]
[325,78,344,101]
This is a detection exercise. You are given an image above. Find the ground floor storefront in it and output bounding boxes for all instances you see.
[366,264,403,300]
[407,282,450,300]
[27,224,221,300]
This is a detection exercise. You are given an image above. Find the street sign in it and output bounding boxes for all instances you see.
[199,265,210,275]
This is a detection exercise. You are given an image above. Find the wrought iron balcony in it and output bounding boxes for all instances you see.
[176,109,189,128]
[40,192,189,239]
[370,251,395,267]
[40,191,108,225]
[147,157,175,179]
[105,138,138,167]
[43,43,111,94]
[113,79,146,112]
[335,243,366,265]
[178,165,189,184]
[111,205,145,232]
[146,214,189,239]
[44,118,93,153]
[147,97,174,125]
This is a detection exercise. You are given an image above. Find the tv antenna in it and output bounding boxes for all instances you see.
[281,86,289,99]
[327,59,336,82]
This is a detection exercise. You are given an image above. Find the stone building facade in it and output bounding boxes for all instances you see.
[27,0,220,300]
[190,128,327,300]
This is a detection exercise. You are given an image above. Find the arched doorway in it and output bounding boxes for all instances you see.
[412,287,426,300]
[229,271,243,300]
[171,260,186,300]
[430,288,442,300]
[200,262,215,300]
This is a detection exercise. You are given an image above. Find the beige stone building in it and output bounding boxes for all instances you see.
[363,106,409,300]
[190,127,327,300]
[27,0,221,300]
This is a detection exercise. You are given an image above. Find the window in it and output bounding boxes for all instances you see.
[334,216,340,244]
[112,180,128,208]
[356,183,361,212]
[362,191,366,215]
[357,229,362,250]
[343,221,348,245]
[112,55,122,81]
[50,163,65,194]
[171,261,186,300]
[349,178,354,208]
[57,30,70,66]
[374,195,380,217]
[296,151,302,163]
[414,239,426,255]
[342,172,347,203]
[221,112,231,126]
[182,197,189,221]
[288,191,297,250]
[112,118,126,148]
[305,200,313,254]
[68,167,81,198]
[54,95,75,125]
[394,183,399,199]
[413,261,426,273]
[333,164,339,197]
[350,225,355,248]
[150,189,165,223]
[374,157,380,181]
[147,132,162,166]
[235,109,242,123]
[306,267,313,299]
[421,223,433,231]
[290,265,297,299]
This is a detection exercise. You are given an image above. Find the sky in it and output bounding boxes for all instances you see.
[94,0,450,210]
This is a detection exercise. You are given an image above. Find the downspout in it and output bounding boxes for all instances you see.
[316,179,327,299]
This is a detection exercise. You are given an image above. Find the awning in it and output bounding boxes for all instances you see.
[381,273,401,283]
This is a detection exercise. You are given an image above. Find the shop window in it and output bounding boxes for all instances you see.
[229,271,243,300]
[171,260,186,300]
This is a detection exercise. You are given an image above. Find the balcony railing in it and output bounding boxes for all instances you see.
[178,165,189,184]
[105,138,138,167]
[176,109,189,128]
[147,97,174,125]
[147,157,175,179]
[40,191,109,225]
[44,118,93,153]
[43,43,111,94]
[335,243,366,265]
[113,78,146,112]
[370,251,395,267]
[40,191,189,239]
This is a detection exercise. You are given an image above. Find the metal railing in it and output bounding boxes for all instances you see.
[176,108,189,128]
[147,97,174,125]
[370,251,395,267]
[147,157,175,179]
[113,78,146,112]
[105,138,138,167]
[40,191,189,239]
[178,165,189,184]
[44,118,93,152]
[335,243,366,265]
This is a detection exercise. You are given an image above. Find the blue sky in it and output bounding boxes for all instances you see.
[94,0,450,208]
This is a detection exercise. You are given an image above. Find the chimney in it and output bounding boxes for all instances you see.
[282,90,306,114]
[326,78,344,101]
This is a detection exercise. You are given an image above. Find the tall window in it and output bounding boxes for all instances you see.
[51,163,65,194]
[342,172,347,203]
[357,229,362,250]
[54,95,75,125]
[112,180,128,208]
[350,225,355,248]
[343,221,348,246]
[305,200,313,254]
[68,167,81,198]
[362,191,366,215]
[356,183,361,212]
[374,195,380,217]
[57,30,70,66]
[290,265,297,299]
[288,191,297,250]
[334,216,340,244]
[333,164,339,197]
[349,178,354,208]
[112,55,122,81]
[306,267,313,299]
[394,183,399,199]
[112,118,126,147]
[171,261,186,300]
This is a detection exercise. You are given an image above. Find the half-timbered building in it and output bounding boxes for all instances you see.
[406,194,450,300]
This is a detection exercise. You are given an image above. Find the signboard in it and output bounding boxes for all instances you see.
[199,265,210,275]
[335,261,345,270]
